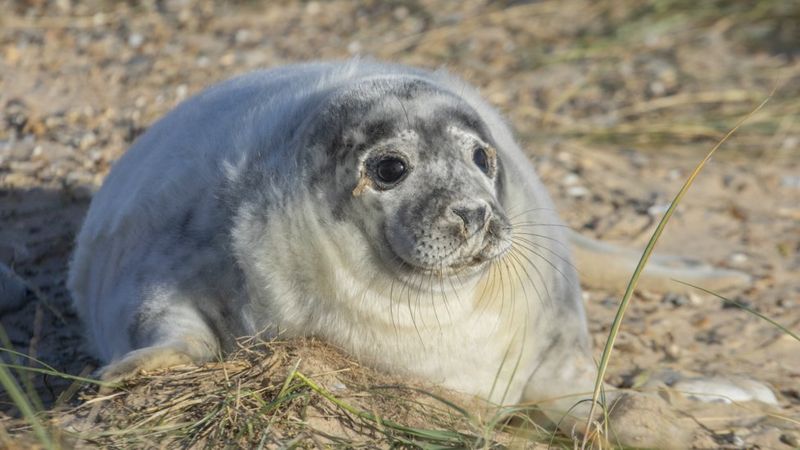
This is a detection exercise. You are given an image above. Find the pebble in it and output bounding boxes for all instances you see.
[664,343,682,359]
[347,41,362,54]
[667,168,682,181]
[220,53,236,66]
[128,33,144,49]
[566,185,589,198]
[780,433,799,447]
[234,29,251,45]
[647,202,670,217]
[175,84,188,100]
[729,252,748,265]
[328,380,347,392]
[79,132,97,150]
[600,296,617,309]
[305,1,321,15]
[687,292,702,306]
[722,296,752,310]
[663,292,689,307]
[781,175,800,189]
[555,151,573,164]
[716,431,745,447]
[2,172,36,186]
[562,172,581,186]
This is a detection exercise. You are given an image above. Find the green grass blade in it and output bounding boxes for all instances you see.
[673,279,800,342]
[580,90,775,450]
[0,361,55,449]
[0,364,113,386]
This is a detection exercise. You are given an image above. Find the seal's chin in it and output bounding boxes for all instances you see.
[391,238,512,279]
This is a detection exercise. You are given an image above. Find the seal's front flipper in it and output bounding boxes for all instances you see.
[568,231,751,294]
[99,304,221,383]
[100,344,199,382]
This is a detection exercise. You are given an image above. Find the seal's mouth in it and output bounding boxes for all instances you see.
[386,233,512,279]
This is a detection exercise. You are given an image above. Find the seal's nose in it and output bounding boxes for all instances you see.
[450,201,491,236]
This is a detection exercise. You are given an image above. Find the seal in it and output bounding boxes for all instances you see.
[68,60,746,441]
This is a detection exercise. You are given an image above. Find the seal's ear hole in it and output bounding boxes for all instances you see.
[473,146,491,175]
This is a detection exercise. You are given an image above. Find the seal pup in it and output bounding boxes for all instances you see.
[68,60,745,441]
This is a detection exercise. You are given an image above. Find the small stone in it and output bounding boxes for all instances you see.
[599,296,617,309]
[79,132,97,150]
[175,84,188,100]
[722,296,752,310]
[328,380,346,392]
[234,29,250,44]
[714,431,744,447]
[780,433,799,447]
[92,12,106,26]
[393,6,409,20]
[664,343,681,360]
[566,185,589,198]
[649,80,666,96]
[220,53,236,66]
[128,33,144,49]
[4,45,21,65]
[647,203,671,217]
[781,175,800,189]
[555,151,573,163]
[347,41,362,54]
[663,292,689,307]
[729,252,748,265]
[667,169,682,181]
[305,1,321,15]
[562,172,581,186]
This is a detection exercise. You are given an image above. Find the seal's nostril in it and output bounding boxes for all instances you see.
[451,204,489,233]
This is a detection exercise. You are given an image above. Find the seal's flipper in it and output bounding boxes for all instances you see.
[99,344,198,382]
[569,231,751,294]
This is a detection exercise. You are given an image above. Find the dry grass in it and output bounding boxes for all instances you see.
[3,339,567,448]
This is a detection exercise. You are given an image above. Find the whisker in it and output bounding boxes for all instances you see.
[508,244,553,306]
[505,206,559,221]
[507,230,572,251]
[511,235,579,273]
[475,257,497,315]
[504,222,571,229]
[505,251,530,315]
[507,248,545,309]
[511,238,574,288]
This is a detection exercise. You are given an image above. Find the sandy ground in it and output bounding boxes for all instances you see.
[1,0,798,447]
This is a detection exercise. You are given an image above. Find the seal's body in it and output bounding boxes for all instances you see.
[68,61,744,428]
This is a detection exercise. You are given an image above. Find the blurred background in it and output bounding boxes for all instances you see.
[1,0,798,447]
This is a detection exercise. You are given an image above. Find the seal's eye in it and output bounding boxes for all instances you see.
[473,146,490,175]
[376,157,407,184]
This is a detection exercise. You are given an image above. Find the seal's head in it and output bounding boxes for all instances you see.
[305,76,512,280]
